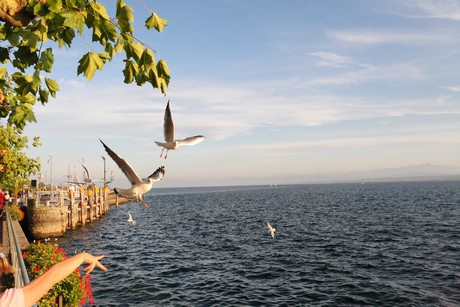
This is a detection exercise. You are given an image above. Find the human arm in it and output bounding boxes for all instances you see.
[22,252,108,306]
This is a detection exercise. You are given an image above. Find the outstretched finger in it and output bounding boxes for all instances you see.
[83,254,108,274]
[84,263,96,274]
[95,260,108,272]
[93,255,108,271]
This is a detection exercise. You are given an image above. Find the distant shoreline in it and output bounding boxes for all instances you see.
[153,175,460,190]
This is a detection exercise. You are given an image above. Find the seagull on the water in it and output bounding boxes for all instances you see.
[267,222,276,239]
[154,100,205,159]
[127,211,136,225]
[99,139,165,208]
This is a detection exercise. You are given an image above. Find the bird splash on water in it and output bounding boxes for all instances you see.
[99,139,165,208]
[154,100,205,159]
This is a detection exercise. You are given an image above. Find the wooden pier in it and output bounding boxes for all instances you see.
[25,187,129,239]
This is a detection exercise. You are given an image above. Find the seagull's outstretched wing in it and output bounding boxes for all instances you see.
[163,101,174,143]
[128,211,136,225]
[147,166,165,182]
[99,139,142,185]
[267,222,276,238]
[80,162,91,180]
[177,135,205,146]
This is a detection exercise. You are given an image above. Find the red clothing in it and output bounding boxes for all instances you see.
[0,191,5,209]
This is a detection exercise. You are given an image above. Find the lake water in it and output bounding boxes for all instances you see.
[57,181,460,306]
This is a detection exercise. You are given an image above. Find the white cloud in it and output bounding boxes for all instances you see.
[26,70,460,152]
[307,62,424,86]
[329,28,450,44]
[403,0,460,20]
[230,130,460,154]
[308,51,355,67]
[441,85,460,92]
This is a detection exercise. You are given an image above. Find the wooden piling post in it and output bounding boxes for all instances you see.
[88,187,93,222]
[69,188,74,228]
[104,186,109,214]
[80,186,87,225]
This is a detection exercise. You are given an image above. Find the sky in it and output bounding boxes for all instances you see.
[22,0,460,188]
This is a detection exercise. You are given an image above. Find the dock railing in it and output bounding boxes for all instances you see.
[5,207,37,307]
[5,207,30,288]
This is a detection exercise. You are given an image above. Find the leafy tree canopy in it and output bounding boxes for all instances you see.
[0,124,41,194]
[0,0,170,131]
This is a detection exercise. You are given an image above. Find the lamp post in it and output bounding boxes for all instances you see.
[48,155,53,190]
[36,172,43,200]
[101,156,107,186]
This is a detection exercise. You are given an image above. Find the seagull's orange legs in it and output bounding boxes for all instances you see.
[159,148,169,159]
[140,198,149,209]
[136,196,149,208]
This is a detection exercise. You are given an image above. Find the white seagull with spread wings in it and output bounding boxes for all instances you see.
[154,101,205,159]
[127,211,136,225]
[79,162,103,185]
[99,139,165,208]
[267,222,276,239]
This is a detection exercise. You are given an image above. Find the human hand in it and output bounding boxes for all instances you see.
[82,252,108,275]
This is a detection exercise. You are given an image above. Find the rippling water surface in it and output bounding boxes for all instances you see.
[58,181,460,306]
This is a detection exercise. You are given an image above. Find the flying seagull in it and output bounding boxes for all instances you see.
[267,222,276,239]
[154,100,205,159]
[79,161,103,185]
[127,211,136,225]
[99,139,165,208]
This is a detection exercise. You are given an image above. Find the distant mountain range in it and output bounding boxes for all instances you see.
[301,163,460,184]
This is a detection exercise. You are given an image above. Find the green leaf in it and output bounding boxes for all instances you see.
[140,48,156,71]
[123,60,138,83]
[135,72,147,86]
[104,43,115,58]
[116,0,134,33]
[14,73,35,96]
[38,48,54,73]
[62,11,86,35]
[13,47,39,72]
[32,2,48,17]
[0,24,5,40]
[36,20,48,41]
[92,19,118,45]
[77,52,104,80]
[20,29,40,51]
[57,28,76,48]
[157,60,170,83]
[90,2,110,20]
[21,94,36,105]
[9,101,36,129]
[148,68,159,88]
[0,47,9,63]
[124,41,143,61]
[39,87,49,104]
[99,51,111,62]
[114,36,125,53]
[145,12,167,32]
[6,31,20,47]
[32,70,41,90]
[33,137,42,147]
[45,78,60,98]
[47,0,63,14]
[159,78,167,95]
